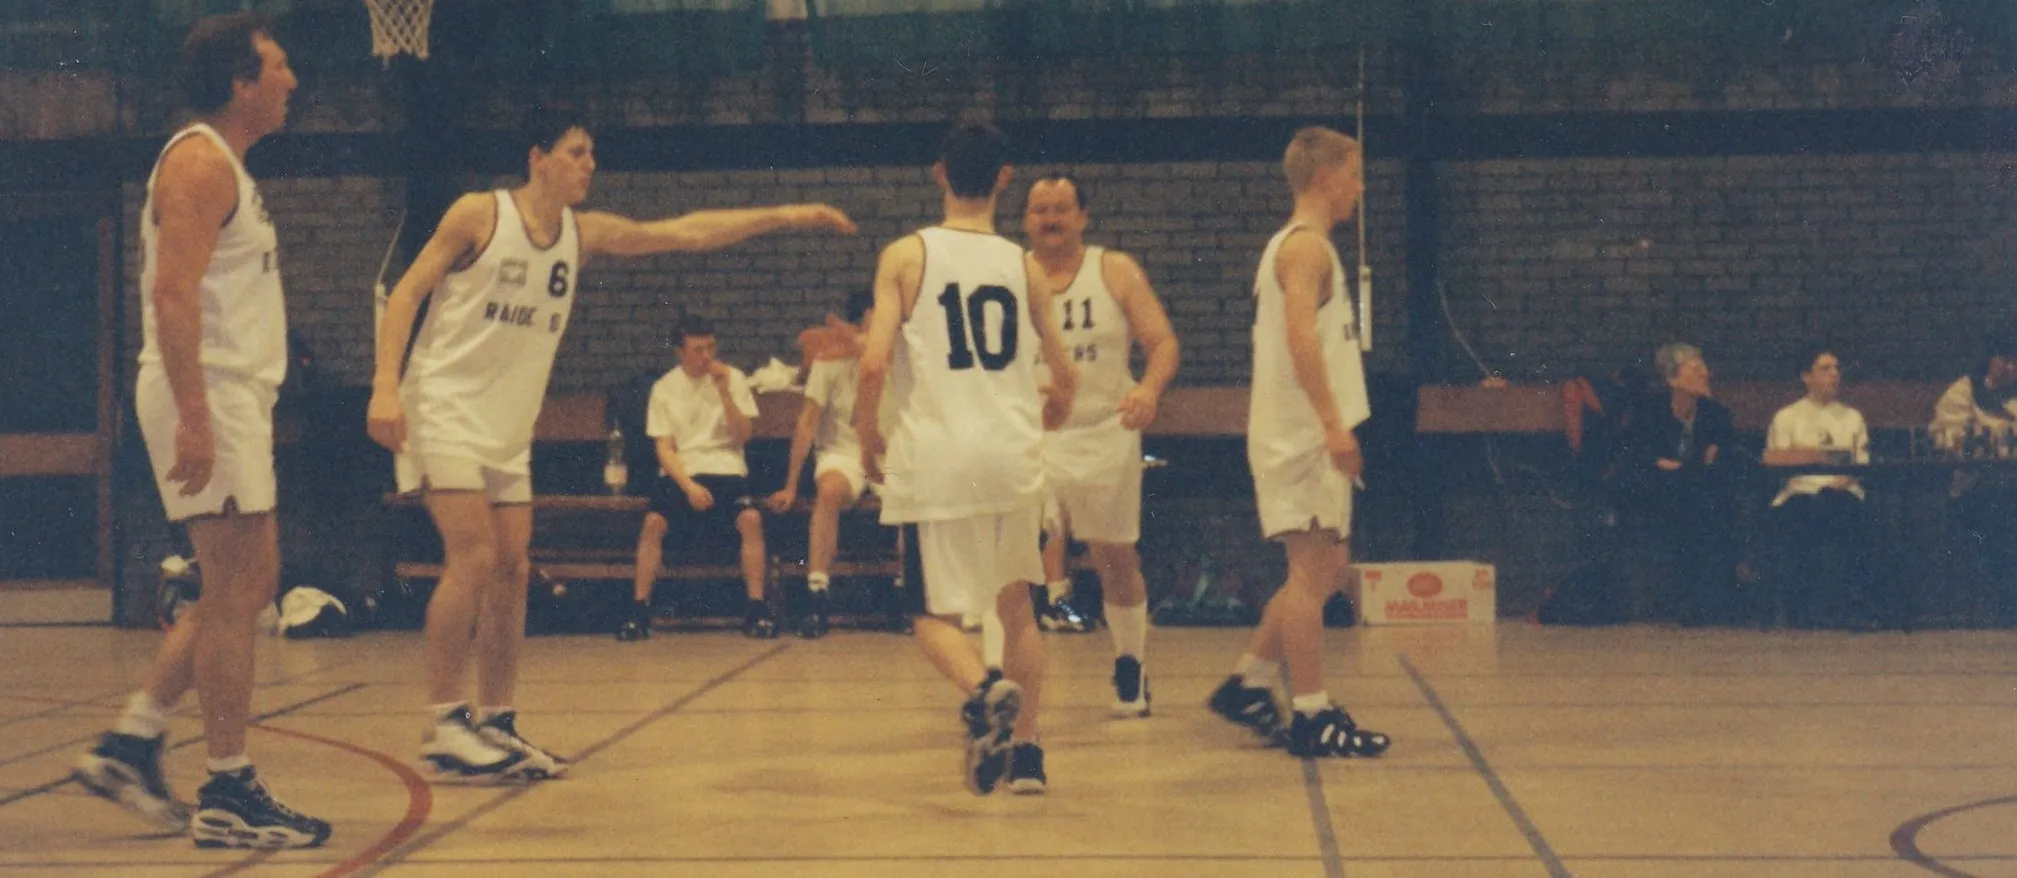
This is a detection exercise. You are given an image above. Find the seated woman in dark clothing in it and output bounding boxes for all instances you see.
[1612,343,1746,625]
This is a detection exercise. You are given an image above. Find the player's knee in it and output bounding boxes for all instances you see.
[736,507,763,539]
[494,551,531,590]
[639,512,668,541]
[815,476,850,509]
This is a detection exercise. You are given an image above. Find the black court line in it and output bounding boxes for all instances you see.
[1400,655,1572,878]
[1891,792,2017,878]
[1300,758,1347,878]
[0,683,366,811]
[0,689,129,730]
[353,642,794,876]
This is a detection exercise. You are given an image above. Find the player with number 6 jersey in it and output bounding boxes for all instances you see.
[367,107,854,785]
[857,120,1076,797]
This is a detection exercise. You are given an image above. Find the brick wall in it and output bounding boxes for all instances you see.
[1435,152,2017,384]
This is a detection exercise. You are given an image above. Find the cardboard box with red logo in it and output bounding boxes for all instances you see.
[1344,562,1496,625]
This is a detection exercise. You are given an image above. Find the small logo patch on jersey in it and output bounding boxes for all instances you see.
[499,259,529,287]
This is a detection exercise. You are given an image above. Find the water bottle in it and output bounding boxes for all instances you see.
[604,426,628,495]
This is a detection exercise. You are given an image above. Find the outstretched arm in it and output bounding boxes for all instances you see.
[577,205,856,258]
[367,193,491,454]
[1105,250,1179,431]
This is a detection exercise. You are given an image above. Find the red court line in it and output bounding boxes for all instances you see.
[248,722,433,878]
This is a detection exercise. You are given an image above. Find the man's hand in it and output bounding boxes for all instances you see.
[787,204,858,235]
[1116,385,1161,431]
[167,416,216,496]
[366,387,407,453]
[860,427,886,484]
[765,486,797,514]
[1041,383,1074,431]
[707,361,731,387]
[1656,458,1683,472]
[684,482,715,511]
[1326,424,1363,479]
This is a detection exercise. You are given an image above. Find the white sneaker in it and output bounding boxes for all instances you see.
[477,711,570,781]
[420,707,524,781]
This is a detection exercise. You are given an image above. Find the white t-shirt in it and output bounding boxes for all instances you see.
[804,356,861,460]
[646,366,759,478]
[1766,397,1868,506]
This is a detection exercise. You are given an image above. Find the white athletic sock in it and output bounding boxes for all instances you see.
[807,573,830,593]
[1107,602,1148,660]
[980,608,1004,670]
[1046,578,1073,604]
[113,691,171,739]
[205,754,251,775]
[431,701,469,725]
[1235,655,1279,688]
[1292,692,1332,717]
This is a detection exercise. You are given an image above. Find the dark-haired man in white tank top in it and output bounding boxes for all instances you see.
[369,111,854,783]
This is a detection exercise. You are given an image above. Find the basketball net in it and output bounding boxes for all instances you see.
[364,0,433,64]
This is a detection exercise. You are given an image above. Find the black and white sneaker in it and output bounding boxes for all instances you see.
[477,711,571,781]
[1007,742,1047,795]
[1287,707,1391,759]
[615,617,650,642]
[1035,599,1095,633]
[1111,656,1151,718]
[798,591,830,639]
[958,675,1022,796]
[743,603,779,639]
[72,731,189,833]
[1207,675,1283,738]
[421,706,526,781]
[190,768,331,849]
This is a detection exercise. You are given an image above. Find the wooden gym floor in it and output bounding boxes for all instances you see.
[0,621,2011,877]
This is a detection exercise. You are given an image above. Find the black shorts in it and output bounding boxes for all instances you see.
[648,474,759,563]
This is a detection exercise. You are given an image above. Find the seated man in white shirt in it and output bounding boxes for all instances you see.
[1762,346,1896,629]
[620,316,772,640]
[1929,325,2017,625]
[767,289,883,639]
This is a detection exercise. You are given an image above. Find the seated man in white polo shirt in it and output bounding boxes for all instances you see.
[620,316,771,640]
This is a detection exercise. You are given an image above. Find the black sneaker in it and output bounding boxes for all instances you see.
[958,675,1022,796]
[1007,742,1047,795]
[72,731,189,833]
[1112,656,1151,718]
[615,617,650,642]
[798,591,830,639]
[1207,675,1283,738]
[1287,707,1391,759]
[743,603,779,639]
[190,767,331,849]
[477,711,571,781]
[1035,598,1095,633]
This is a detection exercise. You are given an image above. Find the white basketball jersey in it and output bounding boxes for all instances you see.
[880,227,1044,522]
[401,191,580,471]
[138,124,287,390]
[1050,246,1136,430]
[1248,224,1369,470]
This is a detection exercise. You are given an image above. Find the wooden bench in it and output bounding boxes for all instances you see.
[1416,380,1950,434]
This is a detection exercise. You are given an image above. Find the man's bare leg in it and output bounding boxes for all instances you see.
[619,512,668,640]
[471,502,568,778]
[995,580,1044,741]
[186,514,281,764]
[417,491,520,776]
[738,507,776,637]
[1273,528,1389,758]
[476,503,533,710]
[800,471,853,638]
[1091,540,1151,715]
